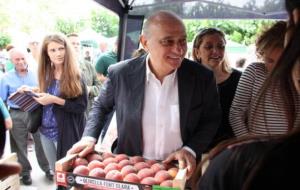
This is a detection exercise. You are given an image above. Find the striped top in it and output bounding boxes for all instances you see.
[230,62,300,136]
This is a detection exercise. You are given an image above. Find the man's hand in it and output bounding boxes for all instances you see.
[67,139,95,158]
[5,118,13,130]
[163,148,196,179]
[16,85,33,93]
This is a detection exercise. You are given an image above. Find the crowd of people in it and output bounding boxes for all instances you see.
[0,0,299,189]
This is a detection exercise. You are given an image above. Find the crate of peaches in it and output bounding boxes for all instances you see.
[55,151,187,190]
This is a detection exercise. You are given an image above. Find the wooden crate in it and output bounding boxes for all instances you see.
[0,153,20,190]
[55,153,186,190]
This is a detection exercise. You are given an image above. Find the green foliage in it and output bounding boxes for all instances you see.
[0,13,10,33]
[90,9,119,37]
[184,19,276,45]
[231,31,243,42]
[0,33,11,50]
[54,18,86,35]
[0,0,279,47]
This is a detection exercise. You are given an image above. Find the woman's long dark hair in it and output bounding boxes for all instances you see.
[242,128,300,190]
[242,0,300,189]
[191,135,278,189]
[255,8,300,130]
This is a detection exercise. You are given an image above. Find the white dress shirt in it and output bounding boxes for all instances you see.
[142,56,183,160]
[86,56,196,159]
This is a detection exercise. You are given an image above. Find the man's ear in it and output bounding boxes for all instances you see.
[139,35,148,52]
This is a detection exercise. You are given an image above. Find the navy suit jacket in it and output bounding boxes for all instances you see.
[84,55,221,159]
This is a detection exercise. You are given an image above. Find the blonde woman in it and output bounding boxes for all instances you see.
[34,33,87,172]
[192,28,242,150]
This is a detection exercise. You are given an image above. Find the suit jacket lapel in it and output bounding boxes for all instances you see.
[178,60,195,140]
[125,56,146,154]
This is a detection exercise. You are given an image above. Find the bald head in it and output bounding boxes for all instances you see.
[8,48,28,60]
[139,10,187,81]
[8,48,29,73]
[143,11,185,38]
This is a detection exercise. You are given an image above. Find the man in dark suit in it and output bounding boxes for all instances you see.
[68,10,221,178]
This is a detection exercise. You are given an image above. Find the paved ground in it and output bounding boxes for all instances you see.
[3,131,56,190]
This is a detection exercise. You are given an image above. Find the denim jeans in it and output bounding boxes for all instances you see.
[40,132,57,171]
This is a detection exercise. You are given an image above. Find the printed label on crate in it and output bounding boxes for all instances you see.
[66,174,142,190]
[56,172,67,185]
[76,176,140,190]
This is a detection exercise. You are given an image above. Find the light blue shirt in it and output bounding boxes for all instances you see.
[0,69,38,108]
[0,98,10,119]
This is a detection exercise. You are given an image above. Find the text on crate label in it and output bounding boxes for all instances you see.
[75,176,141,190]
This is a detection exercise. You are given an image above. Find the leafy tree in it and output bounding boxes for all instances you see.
[0,13,10,33]
[0,33,11,50]
[90,9,119,37]
[184,19,275,45]
[0,0,278,48]
[54,18,86,35]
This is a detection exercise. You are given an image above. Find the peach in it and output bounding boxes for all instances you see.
[89,167,106,178]
[160,180,173,187]
[105,170,123,181]
[102,152,115,159]
[115,154,128,162]
[123,173,141,183]
[167,167,178,178]
[73,157,88,167]
[145,159,158,166]
[103,157,118,166]
[120,165,137,177]
[140,177,158,185]
[151,163,166,173]
[104,162,120,173]
[73,165,90,176]
[118,159,132,168]
[87,160,105,170]
[86,153,103,162]
[130,156,144,164]
[134,162,150,171]
[154,170,172,184]
[137,168,155,179]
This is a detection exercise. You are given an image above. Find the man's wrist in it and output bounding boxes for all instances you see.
[81,136,97,143]
[183,146,196,158]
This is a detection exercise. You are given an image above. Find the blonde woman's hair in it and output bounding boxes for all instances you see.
[38,33,82,98]
[192,28,232,73]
